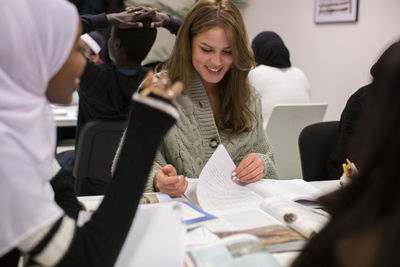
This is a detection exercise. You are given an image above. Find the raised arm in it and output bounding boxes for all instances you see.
[18,73,183,267]
[81,7,181,35]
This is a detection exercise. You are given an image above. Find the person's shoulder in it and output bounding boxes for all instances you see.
[79,62,113,91]
[249,65,276,75]
[288,66,308,77]
[340,84,371,122]
[346,84,371,106]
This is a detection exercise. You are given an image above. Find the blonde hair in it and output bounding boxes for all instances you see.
[165,0,256,133]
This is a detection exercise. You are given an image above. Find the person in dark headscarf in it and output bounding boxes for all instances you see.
[249,31,310,128]
[252,30,291,68]
[327,41,400,179]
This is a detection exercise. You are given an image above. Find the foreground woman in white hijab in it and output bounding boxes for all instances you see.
[0,0,182,266]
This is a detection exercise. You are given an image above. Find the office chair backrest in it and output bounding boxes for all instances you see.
[73,120,127,195]
[298,121,340,181]
[265,103,328,179]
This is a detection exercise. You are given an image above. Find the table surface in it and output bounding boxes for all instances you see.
[78,179,340,267]
[52,104,77,127]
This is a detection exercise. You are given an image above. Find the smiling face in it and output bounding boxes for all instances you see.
[191,26,233,89]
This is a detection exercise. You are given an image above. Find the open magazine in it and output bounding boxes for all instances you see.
[183,145,329,251]
[185,233,282,267]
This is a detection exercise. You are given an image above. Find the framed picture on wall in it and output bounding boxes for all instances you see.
[314,0,358,23]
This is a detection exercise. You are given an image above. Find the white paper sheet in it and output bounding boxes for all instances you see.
[204,207,282,232]
[246,179,324,202]
[184,225,219,250]
[115,202,185,267]
[196,145,261,213]
[178,202,207,221]
[184,178,200,206]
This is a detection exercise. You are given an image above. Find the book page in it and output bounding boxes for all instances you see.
[196,145,262,213]
[184,178,200,207]
[246,179,324,206]
[259,197,329,239]
[205,207,282,232]
[207,208,305,253]
[179,202,208,221]
[185,225,220,251]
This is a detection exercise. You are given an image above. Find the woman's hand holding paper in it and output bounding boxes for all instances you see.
[232,153,264,183]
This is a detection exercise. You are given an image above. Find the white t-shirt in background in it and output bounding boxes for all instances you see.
[249,65,311,128]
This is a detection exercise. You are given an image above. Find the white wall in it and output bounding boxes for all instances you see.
[243,0,400,120]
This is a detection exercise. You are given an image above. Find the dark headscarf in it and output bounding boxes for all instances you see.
[251,31,291,68]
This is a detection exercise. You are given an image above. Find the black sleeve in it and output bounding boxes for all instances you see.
[77,60,98,94]
[50,170,83,219]
[55,95,177,266]
[163,15,182,35]
[80,13,109,34]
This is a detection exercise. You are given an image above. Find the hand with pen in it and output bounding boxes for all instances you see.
[154,163,188,197]
[141,72,188,197]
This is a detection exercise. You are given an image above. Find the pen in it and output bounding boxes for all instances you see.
[342,163,350,178]
[153,161,185,181]
[153,161,164,171]
[153,162,163,192]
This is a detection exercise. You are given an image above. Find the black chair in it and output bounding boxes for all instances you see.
[73,120,127,195]
[298,121,340,181]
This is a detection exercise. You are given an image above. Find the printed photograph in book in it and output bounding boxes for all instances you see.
[140,194,159,204]
[139,193,172,204]
[214,225,304,247]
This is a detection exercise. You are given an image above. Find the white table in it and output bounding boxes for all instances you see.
[52,105,78,127]
[78,180,341,267]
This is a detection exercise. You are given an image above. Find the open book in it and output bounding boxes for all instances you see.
[184,145,329,251]
[185,233,281,267]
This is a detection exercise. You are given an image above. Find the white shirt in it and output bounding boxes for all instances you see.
[249,65,311,128]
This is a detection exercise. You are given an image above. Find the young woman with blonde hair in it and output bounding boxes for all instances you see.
[147,0,278,196]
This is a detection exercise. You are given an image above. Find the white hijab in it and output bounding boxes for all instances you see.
[0,0,79,256]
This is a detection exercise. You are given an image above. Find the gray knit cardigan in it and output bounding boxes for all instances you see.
[113,75,279,192]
